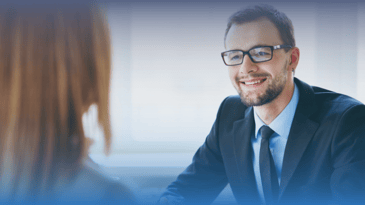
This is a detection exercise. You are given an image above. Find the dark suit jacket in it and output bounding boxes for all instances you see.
[161,78,365,205]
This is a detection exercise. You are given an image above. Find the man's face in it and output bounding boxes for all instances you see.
[225,18,292,107]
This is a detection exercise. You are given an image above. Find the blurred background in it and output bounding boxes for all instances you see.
[85,1,365,204]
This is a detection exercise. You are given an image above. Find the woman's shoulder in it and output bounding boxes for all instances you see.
[53,160,135,204]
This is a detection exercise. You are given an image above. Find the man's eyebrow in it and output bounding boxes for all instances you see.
[229,44,271,52]
[248,44,271,50]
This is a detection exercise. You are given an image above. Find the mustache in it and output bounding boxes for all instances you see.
[235,73,270,81]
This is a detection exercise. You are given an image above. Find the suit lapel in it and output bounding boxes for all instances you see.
[232,107,260,201]
[279,78,319,199]
[279,112,319,198]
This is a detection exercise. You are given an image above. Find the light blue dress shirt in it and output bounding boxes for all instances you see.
[252,83,300,203]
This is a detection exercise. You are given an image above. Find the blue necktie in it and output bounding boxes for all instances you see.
[260,125,279,204]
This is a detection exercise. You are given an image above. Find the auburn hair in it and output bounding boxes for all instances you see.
[0,2,111,200]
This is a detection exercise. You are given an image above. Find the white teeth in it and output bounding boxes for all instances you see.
[245,80,262,85]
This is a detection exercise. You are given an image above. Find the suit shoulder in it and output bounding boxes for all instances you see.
[309,86,365,123]
[218,95,247,114]
[215,95,249,126]
[312,86,364,109]
[220,95,245,108]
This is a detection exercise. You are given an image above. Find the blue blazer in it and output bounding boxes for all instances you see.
[161,78,365,205]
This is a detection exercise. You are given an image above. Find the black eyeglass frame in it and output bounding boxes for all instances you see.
[221,44,292,66]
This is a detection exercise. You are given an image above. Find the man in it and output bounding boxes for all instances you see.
[159,4,365,205]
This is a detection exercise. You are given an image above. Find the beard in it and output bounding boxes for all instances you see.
[237,64,288,107]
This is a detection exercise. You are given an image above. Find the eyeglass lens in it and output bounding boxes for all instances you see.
[250,47,272,62]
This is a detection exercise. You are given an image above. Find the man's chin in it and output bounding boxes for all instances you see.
[239,92,275,107]
[239,95,263,107]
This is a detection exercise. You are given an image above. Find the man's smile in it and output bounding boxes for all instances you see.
[239,77,268,87]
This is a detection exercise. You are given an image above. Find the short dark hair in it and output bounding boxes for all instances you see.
[224,4,295,50]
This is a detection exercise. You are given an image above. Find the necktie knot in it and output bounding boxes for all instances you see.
[260,125,274,140]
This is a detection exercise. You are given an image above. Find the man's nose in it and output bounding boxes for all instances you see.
[239,54,258,74]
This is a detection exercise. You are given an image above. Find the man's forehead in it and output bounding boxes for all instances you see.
[225,18,283,50]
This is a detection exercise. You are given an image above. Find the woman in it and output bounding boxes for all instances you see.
[0,2,133,204]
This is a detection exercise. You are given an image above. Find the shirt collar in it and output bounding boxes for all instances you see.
[253,82,300,138]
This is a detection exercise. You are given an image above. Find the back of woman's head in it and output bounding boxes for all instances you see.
[0,1,111,200]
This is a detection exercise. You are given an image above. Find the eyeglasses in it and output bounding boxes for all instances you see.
[221,45,292,66]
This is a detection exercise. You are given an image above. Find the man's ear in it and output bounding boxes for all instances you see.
[289,47,300,70]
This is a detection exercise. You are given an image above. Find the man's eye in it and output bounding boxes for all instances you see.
[230,55,241,61]
[257,52,270,56]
